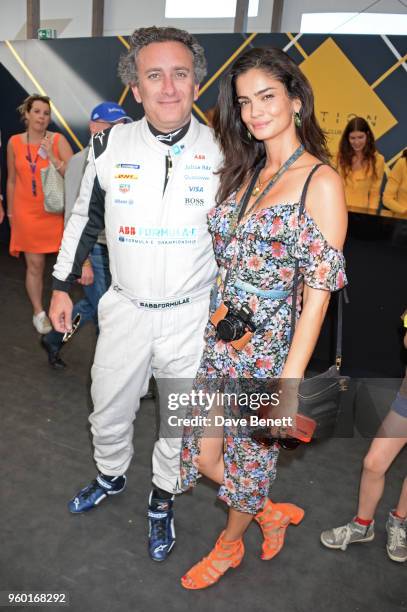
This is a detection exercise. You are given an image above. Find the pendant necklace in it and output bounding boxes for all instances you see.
[245,144,305,218]
[251,168,275,197]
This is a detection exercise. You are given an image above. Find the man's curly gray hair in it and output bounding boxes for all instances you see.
[118,26,207,86]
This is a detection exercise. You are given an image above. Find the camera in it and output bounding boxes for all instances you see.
[215,302,256,342]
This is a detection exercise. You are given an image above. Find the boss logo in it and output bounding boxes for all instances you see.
[188,186,204,192]
[185,197,205,206]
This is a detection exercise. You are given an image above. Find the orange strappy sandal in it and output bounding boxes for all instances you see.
[254,498,304,560]
[181,531,245,590]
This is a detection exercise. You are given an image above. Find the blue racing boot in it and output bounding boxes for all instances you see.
[148,491,175,562]
[68,473,127,513]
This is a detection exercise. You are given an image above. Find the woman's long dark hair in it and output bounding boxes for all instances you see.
[212,47,330,204]
[337,116,378,180]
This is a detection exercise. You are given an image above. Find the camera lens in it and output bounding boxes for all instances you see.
[217,317,238,341]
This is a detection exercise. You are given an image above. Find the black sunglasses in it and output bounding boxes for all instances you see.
[62,313,81,343]
[250,430,301,450]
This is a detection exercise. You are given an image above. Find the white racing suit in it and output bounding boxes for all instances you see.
[53,117,222,492]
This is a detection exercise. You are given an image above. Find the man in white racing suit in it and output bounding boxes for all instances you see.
[49,27,221,562]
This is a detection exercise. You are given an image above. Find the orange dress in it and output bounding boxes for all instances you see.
[9,133,64,257]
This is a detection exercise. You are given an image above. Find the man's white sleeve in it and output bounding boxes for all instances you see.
[52,151,105,292]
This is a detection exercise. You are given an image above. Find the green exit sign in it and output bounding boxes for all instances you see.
[37,28,57,39]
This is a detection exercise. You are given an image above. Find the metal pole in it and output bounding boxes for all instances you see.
[234,0,250,33]
[27,0,40,39]
[92,0,105,37]
[271,0,284,32]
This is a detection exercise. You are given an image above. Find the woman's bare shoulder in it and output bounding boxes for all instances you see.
[304,164,347,250]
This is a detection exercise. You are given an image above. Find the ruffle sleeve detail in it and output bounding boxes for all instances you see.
[293,211,348,292]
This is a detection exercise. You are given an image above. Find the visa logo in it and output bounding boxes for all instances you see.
[188,186,204,192]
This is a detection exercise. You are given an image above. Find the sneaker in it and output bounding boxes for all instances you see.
[68,473,126,513]
[386,511,407,562]
[321,518,375,550]
[33,311,52,334]
[41,336,66,370]
[148,492,175,562]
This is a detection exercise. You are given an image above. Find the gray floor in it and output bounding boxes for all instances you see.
[0,243,406,612]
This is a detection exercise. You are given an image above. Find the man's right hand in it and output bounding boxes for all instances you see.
[49,290,73,333]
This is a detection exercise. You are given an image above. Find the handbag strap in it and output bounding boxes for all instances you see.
[289,163,345,370]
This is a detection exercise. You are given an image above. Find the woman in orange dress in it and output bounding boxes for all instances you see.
[7,94,73,333]
[336,116,384,213]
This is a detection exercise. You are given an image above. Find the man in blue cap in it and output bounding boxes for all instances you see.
[41,102,132,368]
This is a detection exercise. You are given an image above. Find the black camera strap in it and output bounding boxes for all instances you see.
[221,165,263,292]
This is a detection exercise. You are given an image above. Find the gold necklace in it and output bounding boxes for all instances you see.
[251,168,276,197]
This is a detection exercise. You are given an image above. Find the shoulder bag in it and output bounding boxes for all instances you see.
[41,137,64,214]
[290,164,350,439]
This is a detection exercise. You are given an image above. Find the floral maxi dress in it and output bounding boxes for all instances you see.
[181,192,347,514]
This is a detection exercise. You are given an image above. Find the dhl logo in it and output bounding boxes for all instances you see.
[114,173,138,180]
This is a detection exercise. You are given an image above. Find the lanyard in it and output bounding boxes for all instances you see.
[241,144,305,223]
[223,144,305,291]
[26,132,45,197]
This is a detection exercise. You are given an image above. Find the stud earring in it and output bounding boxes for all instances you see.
[247,130,252,140]
[294,112,302,128]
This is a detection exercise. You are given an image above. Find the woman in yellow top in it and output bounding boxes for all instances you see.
[337,116,385,212]
[383,150,407,215]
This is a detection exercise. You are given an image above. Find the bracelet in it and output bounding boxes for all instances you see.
[54,160,65,171]
[82,259,92,267]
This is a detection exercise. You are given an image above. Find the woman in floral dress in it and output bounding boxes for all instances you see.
[180,47,348,589]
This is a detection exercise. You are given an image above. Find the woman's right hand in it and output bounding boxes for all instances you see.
[256,378,299,438]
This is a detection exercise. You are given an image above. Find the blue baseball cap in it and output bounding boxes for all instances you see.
[90,102,132,124]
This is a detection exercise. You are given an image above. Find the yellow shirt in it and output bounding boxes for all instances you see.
[382,157,407,214]
[337,152,385,211]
